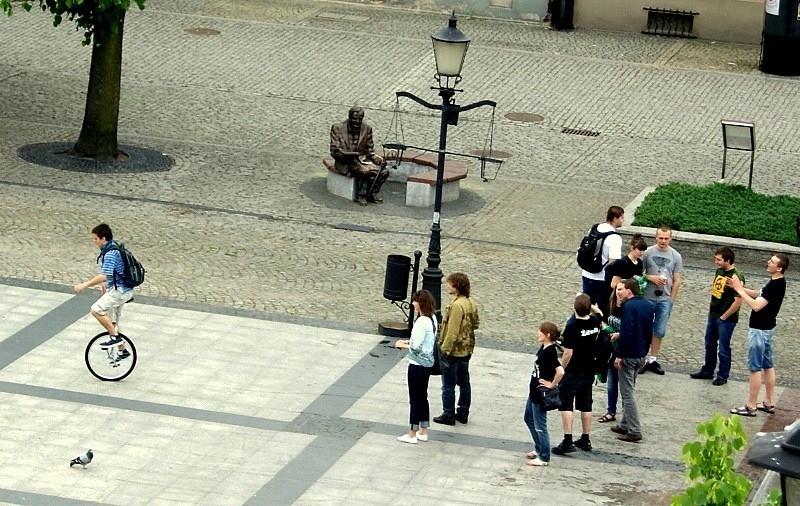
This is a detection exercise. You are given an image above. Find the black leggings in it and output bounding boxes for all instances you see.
[408,364,431,429]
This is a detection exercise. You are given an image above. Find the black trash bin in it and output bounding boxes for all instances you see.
[383,254,411,302]
[759,0,800,75]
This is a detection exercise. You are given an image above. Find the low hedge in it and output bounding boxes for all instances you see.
[632,183,800,246]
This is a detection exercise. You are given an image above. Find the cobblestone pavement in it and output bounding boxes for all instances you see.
[0,0,797,387]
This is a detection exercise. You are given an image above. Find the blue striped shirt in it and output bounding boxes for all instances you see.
[99,242,132,292]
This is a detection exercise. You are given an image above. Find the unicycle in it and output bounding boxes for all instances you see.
[85,331,138,381]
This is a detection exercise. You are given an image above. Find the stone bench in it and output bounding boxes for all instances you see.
[323,151,468,207]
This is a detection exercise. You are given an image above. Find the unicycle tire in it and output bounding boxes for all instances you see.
[85,331,137,381]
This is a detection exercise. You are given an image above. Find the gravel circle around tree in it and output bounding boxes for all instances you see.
[18,142,174,174]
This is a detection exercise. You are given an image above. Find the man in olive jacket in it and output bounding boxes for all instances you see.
[434,272,480,426]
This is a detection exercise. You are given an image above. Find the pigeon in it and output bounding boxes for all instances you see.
[69,449,93,468]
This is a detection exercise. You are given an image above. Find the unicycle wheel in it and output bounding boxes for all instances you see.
[85,331,137,381]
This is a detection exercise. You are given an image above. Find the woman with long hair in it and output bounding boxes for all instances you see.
[395,289,438,443]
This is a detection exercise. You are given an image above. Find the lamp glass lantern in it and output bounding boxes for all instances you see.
[431,12,470,87]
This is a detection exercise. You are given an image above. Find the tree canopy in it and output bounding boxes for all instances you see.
[1,0,145,45]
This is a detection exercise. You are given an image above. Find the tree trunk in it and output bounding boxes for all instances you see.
[71,11,125,159]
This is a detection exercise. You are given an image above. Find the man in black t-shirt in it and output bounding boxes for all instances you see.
[728,254,788,418]
[552,294,602,455]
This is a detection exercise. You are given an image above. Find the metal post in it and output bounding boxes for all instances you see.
[394,90,495,313]
[748,151,755,189]
[421,88,455,313]
[721,148,727,180]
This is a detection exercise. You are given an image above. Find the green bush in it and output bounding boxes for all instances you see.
[671,413,782,506]
[632,183,800,246]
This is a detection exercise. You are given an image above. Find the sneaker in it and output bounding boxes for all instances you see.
[526,457,549,466]
[574,437,592,451]
[417,433,428,442]
[455,412,469,424]
[396,434,417,444]
[115,349,131,362]
[99,335,123,349]
[712,377,728,386]
[356,197,368,206]
[690,370,713,380]
[649,361,665,375]
[551,440,576,455]
[610,425,628,435]
[433,414,456,426]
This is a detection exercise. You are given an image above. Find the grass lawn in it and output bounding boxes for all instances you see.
[631,183,800,246]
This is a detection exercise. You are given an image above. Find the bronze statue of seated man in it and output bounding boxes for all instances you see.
[330,106,390,206]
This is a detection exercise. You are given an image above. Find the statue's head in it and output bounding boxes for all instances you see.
[348,107,364,131]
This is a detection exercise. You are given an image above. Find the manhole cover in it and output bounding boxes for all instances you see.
[469,149,511,159]
[184,27,220,36]
[505,112,544,123]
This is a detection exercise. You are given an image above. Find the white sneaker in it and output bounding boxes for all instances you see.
[397,434,417,444]
[526,457,549,467]
[417,433,428,442]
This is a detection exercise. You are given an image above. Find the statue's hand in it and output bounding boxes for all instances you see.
[372,154,384,164]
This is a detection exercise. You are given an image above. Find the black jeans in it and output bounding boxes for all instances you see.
[408,364,431,430]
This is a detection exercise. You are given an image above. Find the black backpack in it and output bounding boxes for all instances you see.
[98,242,146,288]
[576,224,617,273]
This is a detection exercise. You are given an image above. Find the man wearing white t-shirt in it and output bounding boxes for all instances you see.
[581,206,624,318]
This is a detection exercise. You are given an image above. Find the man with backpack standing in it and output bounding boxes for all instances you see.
[74,223,137,359]
[578,206,625,318]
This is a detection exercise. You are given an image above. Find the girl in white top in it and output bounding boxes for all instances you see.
[395,289,438,444]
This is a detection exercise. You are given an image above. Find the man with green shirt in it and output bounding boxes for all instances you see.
[690,247,744,386]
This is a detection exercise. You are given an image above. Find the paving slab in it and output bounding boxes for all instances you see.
[0,281,792,505]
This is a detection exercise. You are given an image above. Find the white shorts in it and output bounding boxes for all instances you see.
[91,287,133,323]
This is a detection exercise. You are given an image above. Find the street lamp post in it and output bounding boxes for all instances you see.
[396,13,496,312]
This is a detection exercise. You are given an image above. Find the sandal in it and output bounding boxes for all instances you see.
[730,405,757,417]
[757,402,776,414]
[598,413,616,423]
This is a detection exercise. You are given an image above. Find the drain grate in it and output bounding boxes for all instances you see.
[562,127,600,137]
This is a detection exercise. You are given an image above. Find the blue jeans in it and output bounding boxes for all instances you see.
[701,315,736,380]
[524,398,550,462]
[647,298,674,338]
[606,365,619,415]
[441,355,471,417]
